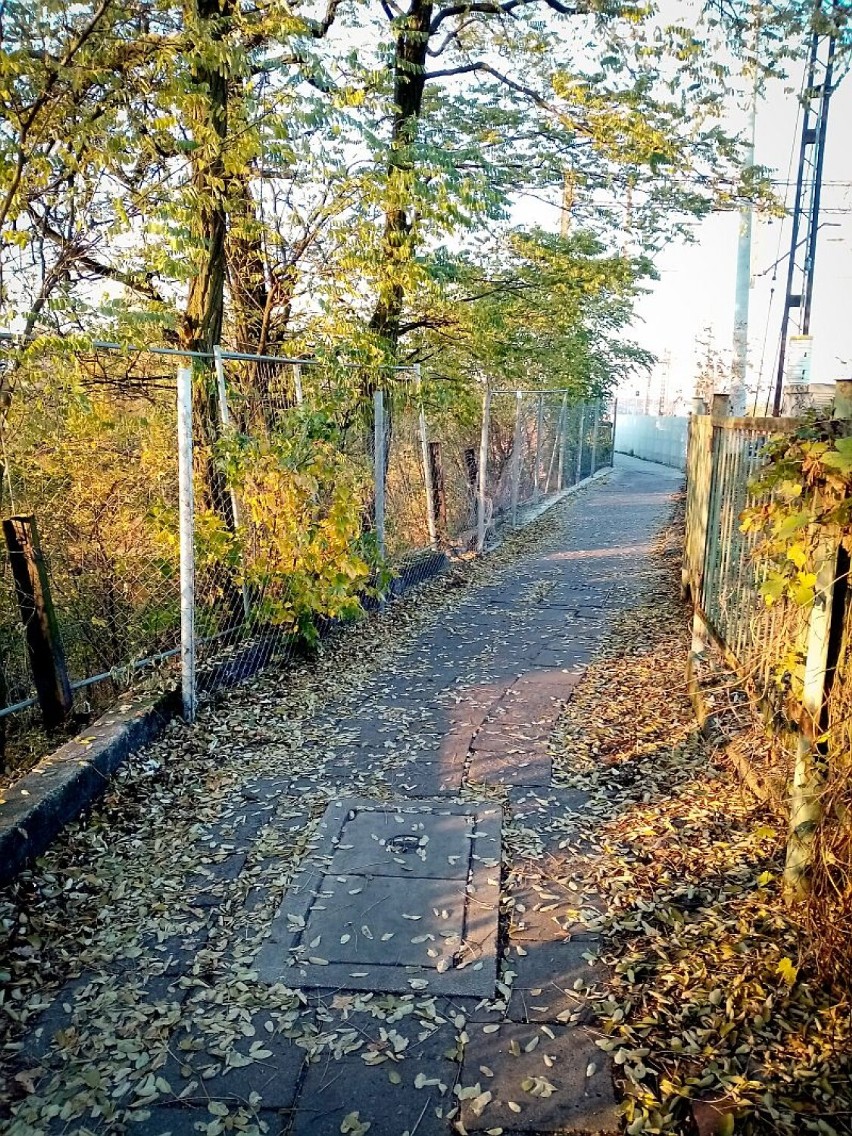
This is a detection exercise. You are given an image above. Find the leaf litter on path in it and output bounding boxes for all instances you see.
[550,512,852,1136]
[5,486,847,1136]
[0,492,595,1133]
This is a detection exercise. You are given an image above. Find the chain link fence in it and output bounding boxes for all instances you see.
[0,340,612,775]
[0,345,182,768]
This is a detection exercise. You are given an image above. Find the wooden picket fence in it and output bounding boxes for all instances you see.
[682,390,852,894]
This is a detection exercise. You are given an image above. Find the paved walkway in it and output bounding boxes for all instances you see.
[6,456,682,1136]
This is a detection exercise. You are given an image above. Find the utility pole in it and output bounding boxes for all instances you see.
[658,351,672,415]
[772,5,839,416]
[731,54,759,416]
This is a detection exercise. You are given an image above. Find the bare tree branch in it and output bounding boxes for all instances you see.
[29,208,166,303]
[424,60,558,116]
[304,0,345,38]
[430,0,581,34]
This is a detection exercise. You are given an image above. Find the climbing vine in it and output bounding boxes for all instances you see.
[741,411,852,979]
[742,413,852,610]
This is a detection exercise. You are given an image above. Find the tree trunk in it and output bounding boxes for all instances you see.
[178,0,244,629]
[179,0,231,361]
[363,0,433,519]
[226,169,300,423]
[368,0,433,352]
[178,0,232,496]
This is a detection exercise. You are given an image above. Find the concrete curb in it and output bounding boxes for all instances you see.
[0,555,454,884]
[489,465,613,547]
[0,691,177,885]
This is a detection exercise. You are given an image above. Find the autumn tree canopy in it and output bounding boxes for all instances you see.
[1,0,846,395]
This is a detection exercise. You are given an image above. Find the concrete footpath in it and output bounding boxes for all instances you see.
[2,456,683,1136]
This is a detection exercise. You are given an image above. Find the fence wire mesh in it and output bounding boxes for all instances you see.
[0,346,181,746]
[0,349,613,774]
[689,417,807,702]
[193,356,401,700]
[484,393,610,537]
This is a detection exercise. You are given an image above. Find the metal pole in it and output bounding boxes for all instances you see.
[772,30,836,415]
[610,398,618,467]
[575,402,585,483]
[590,402,599,474]
[293,363,304,405]
[510,391,523,527]
[415,364,438,549]
[802,35,837,335]
[476,386,492,553]
[373,389,385,560]
[177,364,197,723]
[533,392,544,500]
[544,398,565,493]
[213,345,231,427]
[731,69,757,417]
[557,394,568,489]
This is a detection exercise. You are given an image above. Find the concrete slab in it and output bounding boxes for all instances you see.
[255,798,501,997]
[156,1010,310,1110]
[291,1023,457,1136]
[327,809,472,878]
[473,727,550,753]
[383,764,465,796]
[505,938,604,1023]
[127,1107,249,1135]
[467,752,552,787]
[458,1023,619,1134]
[299,874,466,966]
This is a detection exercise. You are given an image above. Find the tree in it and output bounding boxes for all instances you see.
[411,228,655,397]
[693,326,732,406]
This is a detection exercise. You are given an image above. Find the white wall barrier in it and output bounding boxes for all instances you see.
[614,413,688,471]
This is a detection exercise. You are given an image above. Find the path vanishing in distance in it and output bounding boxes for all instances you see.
[2,454,683,1136]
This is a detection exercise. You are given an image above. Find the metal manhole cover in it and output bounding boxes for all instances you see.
[255,797,501,997]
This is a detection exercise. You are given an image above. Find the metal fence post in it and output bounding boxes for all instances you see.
[213,345,230,429]
[575,402,585,483]
[533,392,544,500]
[590,401,599,474]
[610,398,617,467]
[476,386,492,553]
[415,364,438,550]
[557,394,568,489]
[373,389,386,560]
[510,391,523,527]
[544,397,564,494]
[293,362,304,405]
[177,363,197,723]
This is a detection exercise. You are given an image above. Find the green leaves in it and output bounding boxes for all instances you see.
[773,510,810,539]
[760,572,786,606]
[820,436,852,475]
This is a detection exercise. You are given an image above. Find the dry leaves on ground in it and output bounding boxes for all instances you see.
[552,515,852,1136]
[0,496,582,1133]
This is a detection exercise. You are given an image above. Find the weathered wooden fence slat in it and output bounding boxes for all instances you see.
[3,515,72,730]
[684,382,852,895]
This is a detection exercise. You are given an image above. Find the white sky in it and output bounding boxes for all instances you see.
[511,9,852,413]
[628,50,852,414]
